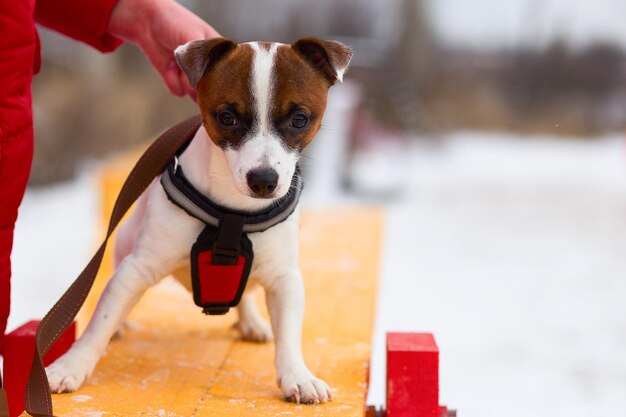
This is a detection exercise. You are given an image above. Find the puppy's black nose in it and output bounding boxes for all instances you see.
[246,168,279,197]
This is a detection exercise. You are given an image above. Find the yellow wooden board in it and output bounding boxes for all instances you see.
[38,150,381,417]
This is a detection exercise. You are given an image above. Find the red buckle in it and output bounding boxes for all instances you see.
[197,250,246,304]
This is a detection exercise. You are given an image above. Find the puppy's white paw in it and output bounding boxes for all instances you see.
[278,371,332,404]
[234,317,273,343]
[46,348,96,393]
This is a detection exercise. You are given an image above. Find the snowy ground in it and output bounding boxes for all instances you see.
[366,133,626,417]
[9,174,99,328]
[7,88,626,417]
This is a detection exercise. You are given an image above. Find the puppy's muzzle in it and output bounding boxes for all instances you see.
[246,168,279,198]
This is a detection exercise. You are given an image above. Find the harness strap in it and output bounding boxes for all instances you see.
[160,161,303,233]
[213,213,246,265]
[24,115,203,417]
[160,156,304,316]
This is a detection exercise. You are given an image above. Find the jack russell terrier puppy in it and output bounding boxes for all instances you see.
[45,37,352,405]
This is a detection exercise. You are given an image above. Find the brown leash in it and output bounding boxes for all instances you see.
[24,115,203,417]
[1,374,8,417]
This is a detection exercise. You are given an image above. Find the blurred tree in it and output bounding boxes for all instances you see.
[360,0,438,132]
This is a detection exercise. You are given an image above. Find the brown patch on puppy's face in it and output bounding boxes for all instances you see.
[193,43,255,150]
[175,38,352,199]
[271,38,353,152]
[270,46,330,151]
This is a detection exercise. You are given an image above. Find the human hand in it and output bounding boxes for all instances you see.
[108,0,220,98]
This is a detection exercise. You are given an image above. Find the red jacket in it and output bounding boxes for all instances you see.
[0,0,122,352]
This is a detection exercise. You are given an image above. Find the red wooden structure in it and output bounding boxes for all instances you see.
[2,320,76,417]
[367,332,454,417]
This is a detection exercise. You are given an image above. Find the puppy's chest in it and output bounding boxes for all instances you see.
[169,211,299,291]
[248,226,298,282]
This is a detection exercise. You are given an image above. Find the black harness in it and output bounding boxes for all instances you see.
[160,156,303,315]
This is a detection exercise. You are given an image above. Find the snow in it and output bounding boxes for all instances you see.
[366,133,626,416]
[72,394,93,403]
[8,174,99,331]
[7,96,626,415]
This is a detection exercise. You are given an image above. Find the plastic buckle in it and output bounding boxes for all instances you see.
[202,306,230,315]
[211,243,240,265]
[196,250,246,315]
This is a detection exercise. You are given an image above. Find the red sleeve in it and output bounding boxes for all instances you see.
[34,0,123,52]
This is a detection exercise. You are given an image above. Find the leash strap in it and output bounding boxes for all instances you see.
[24,115,203,417]
[1,374,8,417]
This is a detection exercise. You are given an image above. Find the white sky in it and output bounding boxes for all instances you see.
[427,0,626,51]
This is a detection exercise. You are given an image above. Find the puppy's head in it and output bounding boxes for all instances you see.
[175,38,352,199]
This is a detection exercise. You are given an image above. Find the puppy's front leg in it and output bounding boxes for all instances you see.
[46,254,161,393]
[266,270,332,404]
[235,289,273,343]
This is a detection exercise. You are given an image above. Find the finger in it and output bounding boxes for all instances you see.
[164,58,185,96]
[201,23,221,39]
[144,41,185,96]
[177,69,197,102]
[158,2,221,49]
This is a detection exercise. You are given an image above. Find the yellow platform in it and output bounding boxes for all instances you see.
[40,150,382,417]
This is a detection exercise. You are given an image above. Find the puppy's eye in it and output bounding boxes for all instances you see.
[217,111,236,127]
[290,113,309,129]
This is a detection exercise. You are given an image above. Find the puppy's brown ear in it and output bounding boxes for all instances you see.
[292,38,353,84]
[175,38,237,87]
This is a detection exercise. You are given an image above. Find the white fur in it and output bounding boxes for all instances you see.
[46,125,331,404]
[249,42,278,136]
[173,42,189,58]
[224,42,297,198]
[335,67,346,83]
[333,51,352,83]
